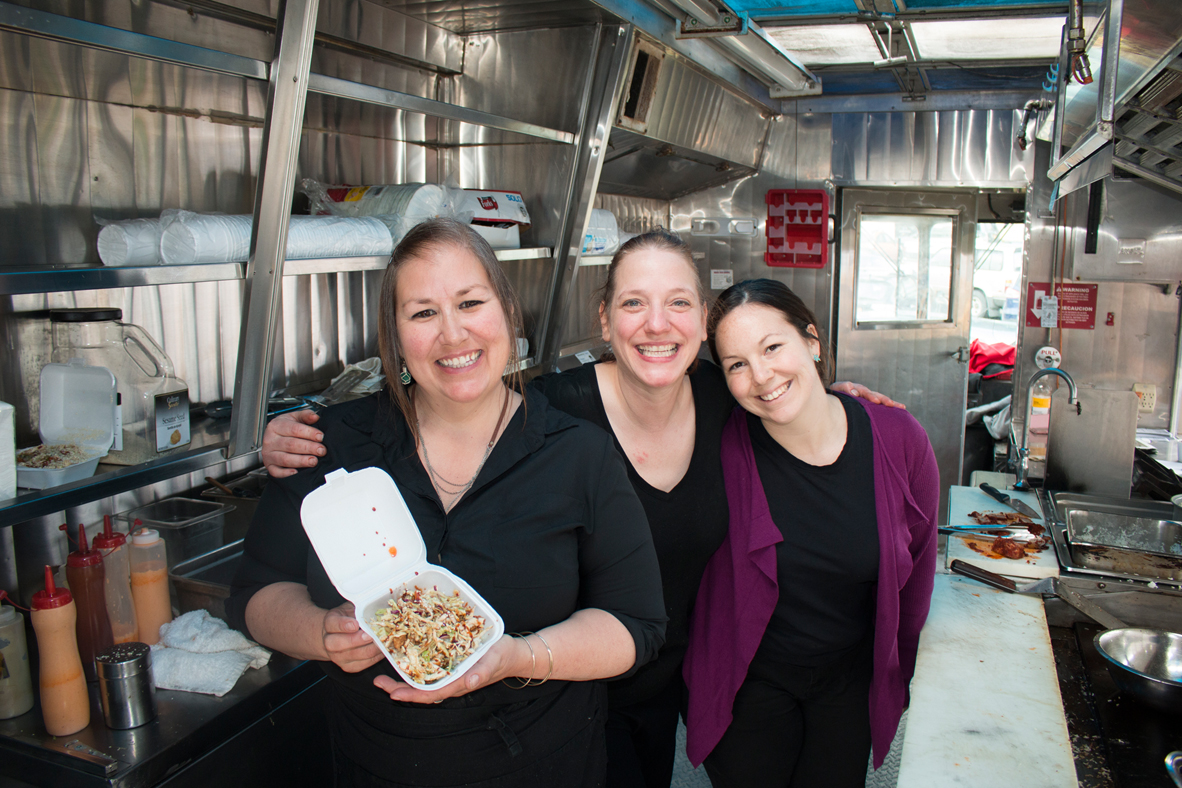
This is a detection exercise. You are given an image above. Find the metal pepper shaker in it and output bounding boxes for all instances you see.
[95,642,156,729]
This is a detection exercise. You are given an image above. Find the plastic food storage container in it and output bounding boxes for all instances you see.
[116,498,234,569]
[17,361,116,490]
[301,467,504,690]
[199,470,267,543]
[168,540,243,621]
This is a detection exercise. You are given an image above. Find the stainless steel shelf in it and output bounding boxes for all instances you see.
[0,4,573,146]
[0,419,237,529]
[308,75,575,145]
[0,249,553,294]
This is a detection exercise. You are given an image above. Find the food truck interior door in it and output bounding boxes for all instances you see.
[835,189,978,523]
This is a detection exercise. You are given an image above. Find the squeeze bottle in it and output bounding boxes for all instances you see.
[30,566,90,736]
[65,524,114,681]
[0,591,34,719]
[91,515,138,644]
[130,528,171,646]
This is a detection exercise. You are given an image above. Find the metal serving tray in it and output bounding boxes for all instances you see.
[1043,491,1182,588]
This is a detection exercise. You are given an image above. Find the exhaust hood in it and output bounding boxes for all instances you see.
[599,38,771,201]
[1049,0,1182,197]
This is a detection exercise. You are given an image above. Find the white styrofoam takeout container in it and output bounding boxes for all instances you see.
[300,466,504,690]
[17,360,116,490]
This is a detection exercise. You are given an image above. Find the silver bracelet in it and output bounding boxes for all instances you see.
[532,632,554,685]
[503,632,536,689]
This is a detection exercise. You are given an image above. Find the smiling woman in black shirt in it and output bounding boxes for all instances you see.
[226,219,665,788]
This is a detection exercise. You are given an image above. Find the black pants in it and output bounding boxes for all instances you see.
[328,680,607,787]
[604,678,683,788]
[703,646,873,788]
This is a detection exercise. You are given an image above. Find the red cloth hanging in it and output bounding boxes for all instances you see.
[969,339,1015,377]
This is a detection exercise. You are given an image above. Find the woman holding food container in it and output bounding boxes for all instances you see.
[227,218,667,788]
[682,279,939,788]
[261,228,900,788]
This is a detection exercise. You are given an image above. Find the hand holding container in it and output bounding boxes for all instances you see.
[301,467,504,690]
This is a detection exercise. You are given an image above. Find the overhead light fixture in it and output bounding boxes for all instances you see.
[665,0,821,96]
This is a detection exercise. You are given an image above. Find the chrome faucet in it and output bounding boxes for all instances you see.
[1014,367,1081,491]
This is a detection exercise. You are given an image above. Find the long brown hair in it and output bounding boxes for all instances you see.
[707,278,834,386]
[595,227,705,369]
[378,218,525,442]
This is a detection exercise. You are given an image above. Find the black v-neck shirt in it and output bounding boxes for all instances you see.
[748,393,880,666]
[532,362,732,706]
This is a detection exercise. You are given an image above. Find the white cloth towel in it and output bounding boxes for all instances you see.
[150,610,271,697]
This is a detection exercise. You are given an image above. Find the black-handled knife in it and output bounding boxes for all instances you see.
[979,482,1041,520]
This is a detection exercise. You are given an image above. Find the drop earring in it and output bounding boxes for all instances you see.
[400,362,412,386]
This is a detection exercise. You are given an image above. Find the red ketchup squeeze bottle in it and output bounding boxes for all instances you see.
[91,515,138,644]
[30,566,90,736]
[130,526,171,646]
[65,524,114,681]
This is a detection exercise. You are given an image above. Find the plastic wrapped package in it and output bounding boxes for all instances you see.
[159,212,395,265]
[300,180,466,244]
[97,219,165,266]
[581,209,621,256]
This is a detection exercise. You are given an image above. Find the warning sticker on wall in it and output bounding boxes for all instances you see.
[711,269,734,290]
[1025,283,1097,330]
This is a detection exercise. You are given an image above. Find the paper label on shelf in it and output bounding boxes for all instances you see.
[155,390,191,451]
[575,350,597,365]
[710,269,733,289]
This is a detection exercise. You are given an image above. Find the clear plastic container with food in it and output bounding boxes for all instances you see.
[300,467,504,690]
[17,361,116,490]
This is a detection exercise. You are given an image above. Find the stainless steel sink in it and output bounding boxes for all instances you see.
[1043,491,1182,587]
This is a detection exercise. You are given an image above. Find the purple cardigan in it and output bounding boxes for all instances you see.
[683,400,939,769]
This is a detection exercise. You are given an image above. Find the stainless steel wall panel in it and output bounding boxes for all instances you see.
[1068,176,1182,284]
[457,27,594,133]
[0,88,43,265]
[593,193,669,232]
[0,31,32,94]
[828,108,1030,188]
[373,0,607,35]
[33,93,90,264]
[87,100,135,213]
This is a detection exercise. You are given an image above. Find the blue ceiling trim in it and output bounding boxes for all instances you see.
[732,0,1060,15]
[816,65,1044,94]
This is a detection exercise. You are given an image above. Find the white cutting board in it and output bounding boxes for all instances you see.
[945,484,1059,579]
[897,573,1077,788]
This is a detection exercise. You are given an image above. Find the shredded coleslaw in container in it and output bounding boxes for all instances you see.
[370,585,489,684]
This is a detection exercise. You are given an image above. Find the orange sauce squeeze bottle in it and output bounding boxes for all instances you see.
[30,566,90,736]
[92,515,138,644]
[130,527,172,646]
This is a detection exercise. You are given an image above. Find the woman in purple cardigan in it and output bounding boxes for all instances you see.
[683,279,939,788]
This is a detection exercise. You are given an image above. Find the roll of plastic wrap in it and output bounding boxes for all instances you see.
[97,220,164,267]
[301,181,455,245]
[160,213,395,265]
[582,209,621,256]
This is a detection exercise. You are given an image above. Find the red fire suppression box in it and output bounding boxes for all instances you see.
[765,189,829,268]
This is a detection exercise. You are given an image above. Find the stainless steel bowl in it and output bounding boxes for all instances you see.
[1095,628,1182,713]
